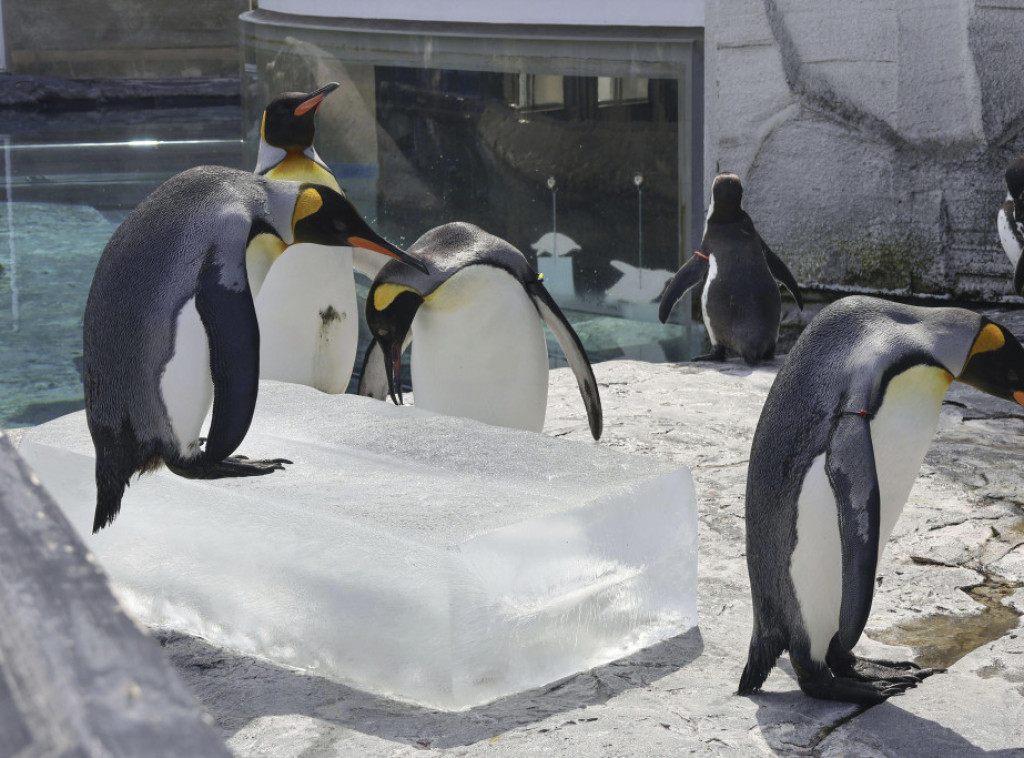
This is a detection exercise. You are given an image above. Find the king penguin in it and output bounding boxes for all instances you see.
[997,155,1024,295]
[253,82,392,393]
[358,222,603,439]
[83,165,426,532]
[659,173,803,364]
[738,295,1024,704]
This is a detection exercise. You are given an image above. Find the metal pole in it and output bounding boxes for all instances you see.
[4,134,18,331]
[547,175,557,258]
[634,173,644,290]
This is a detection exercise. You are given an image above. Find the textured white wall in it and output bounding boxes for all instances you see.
[704,0,1024,297]
[256,0,705,26]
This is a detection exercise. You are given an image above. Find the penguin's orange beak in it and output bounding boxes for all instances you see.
[1014,390,1024,406]
[349,236,429,274]
[294,82,341,116]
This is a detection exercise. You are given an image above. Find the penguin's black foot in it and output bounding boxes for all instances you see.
[839,657,944,685]
[169,456,292,480]
[799,673,918,705]
[692,345,728,362]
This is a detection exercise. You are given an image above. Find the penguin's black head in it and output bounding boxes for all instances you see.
[1006,157,1024,200]
[709,173,744,222]
[262,82,340,150]
[291,185,429,273]
[957,319,1024,407]
[1006,157,1024,223]
[365,279,425,404]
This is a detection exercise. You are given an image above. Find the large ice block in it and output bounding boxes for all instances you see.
[19,383,696,710]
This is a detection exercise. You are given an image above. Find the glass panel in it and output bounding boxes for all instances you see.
[242,17,705,373]
[0,107,244,427]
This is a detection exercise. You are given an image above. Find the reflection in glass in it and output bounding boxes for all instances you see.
[240,17,705,370]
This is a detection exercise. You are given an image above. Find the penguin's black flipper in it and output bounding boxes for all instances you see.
[526,279,603,441]
[658,254,708,323]
[1014,251,1024,296]
[825,411,881,653]
[761,241,804,310]
[192,257,263,466]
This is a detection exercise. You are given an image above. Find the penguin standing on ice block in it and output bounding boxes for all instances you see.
[84,165,426,532]
[996,156,1024,294]
[659,173,803,364]
[738,295,1024,704]
[254,82,390,392]
[359,222,603,440]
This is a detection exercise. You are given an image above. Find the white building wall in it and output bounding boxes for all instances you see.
[705,0,1024,297]
[256,0,705,26]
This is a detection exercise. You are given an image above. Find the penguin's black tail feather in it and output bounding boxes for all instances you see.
[93,467,127,534]
[92,451,162,533]
[737,632,787,696]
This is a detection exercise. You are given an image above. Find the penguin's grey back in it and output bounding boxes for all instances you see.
[83,166,274,446]
[401,222,535,287]
[745,296,983,611]
[703,217,781,360]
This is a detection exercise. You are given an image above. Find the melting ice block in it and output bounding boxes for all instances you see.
[19,383,696,710]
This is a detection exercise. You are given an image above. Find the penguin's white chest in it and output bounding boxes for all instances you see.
[998,204,1023,267]
[700,255,719,345]
[411,266,549,432]
[255,244,358,394]
[160,296,214,456]
[869,365,952,550]
[789,365,952,660]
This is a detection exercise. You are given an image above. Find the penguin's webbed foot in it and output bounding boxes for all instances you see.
[840,656,944,685]
[692,345,728,362]
[169,456,292,480]
[799,673,918,705]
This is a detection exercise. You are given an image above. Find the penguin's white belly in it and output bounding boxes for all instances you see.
[255,244,357,394]
[789,366,951,661]
[869,366,951,557]
[160,296,214,455]
[701,254,719,345]
[411,267,549,432]
[998,207,1022,267]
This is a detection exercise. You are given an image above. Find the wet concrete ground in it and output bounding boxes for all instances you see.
[148,331,1024,757]
[10,306,1022,756]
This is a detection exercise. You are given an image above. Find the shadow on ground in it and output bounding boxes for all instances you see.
[748,661,1022,757]
[157,626,704,749]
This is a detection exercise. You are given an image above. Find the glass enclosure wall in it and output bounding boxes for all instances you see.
[241,12,705,365]
[0,107,244,428]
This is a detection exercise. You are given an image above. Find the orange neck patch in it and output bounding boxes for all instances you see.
[968,323,1005,361]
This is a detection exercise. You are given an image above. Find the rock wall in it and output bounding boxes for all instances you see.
[4,0,249,79]
[705,0,1024,298]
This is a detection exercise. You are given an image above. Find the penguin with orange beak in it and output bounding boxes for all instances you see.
[253,82,391,393]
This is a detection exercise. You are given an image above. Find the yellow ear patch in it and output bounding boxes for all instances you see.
[293,187,323,229]
[968,323,1005,360]
[373,283,418,311]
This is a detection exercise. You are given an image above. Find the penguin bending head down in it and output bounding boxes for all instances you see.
[659,173,803,365]
[359,222,603,440]
[739,295,1024,704]
[84,165,426,532]
[997,155,1024,294]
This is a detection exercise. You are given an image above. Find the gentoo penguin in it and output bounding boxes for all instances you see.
[996,156,1024,294]
[84,165,425,532]
[659,173,803,364]
[359,222,602,439]
[254,82,390,392]
[738,295,1024,704]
